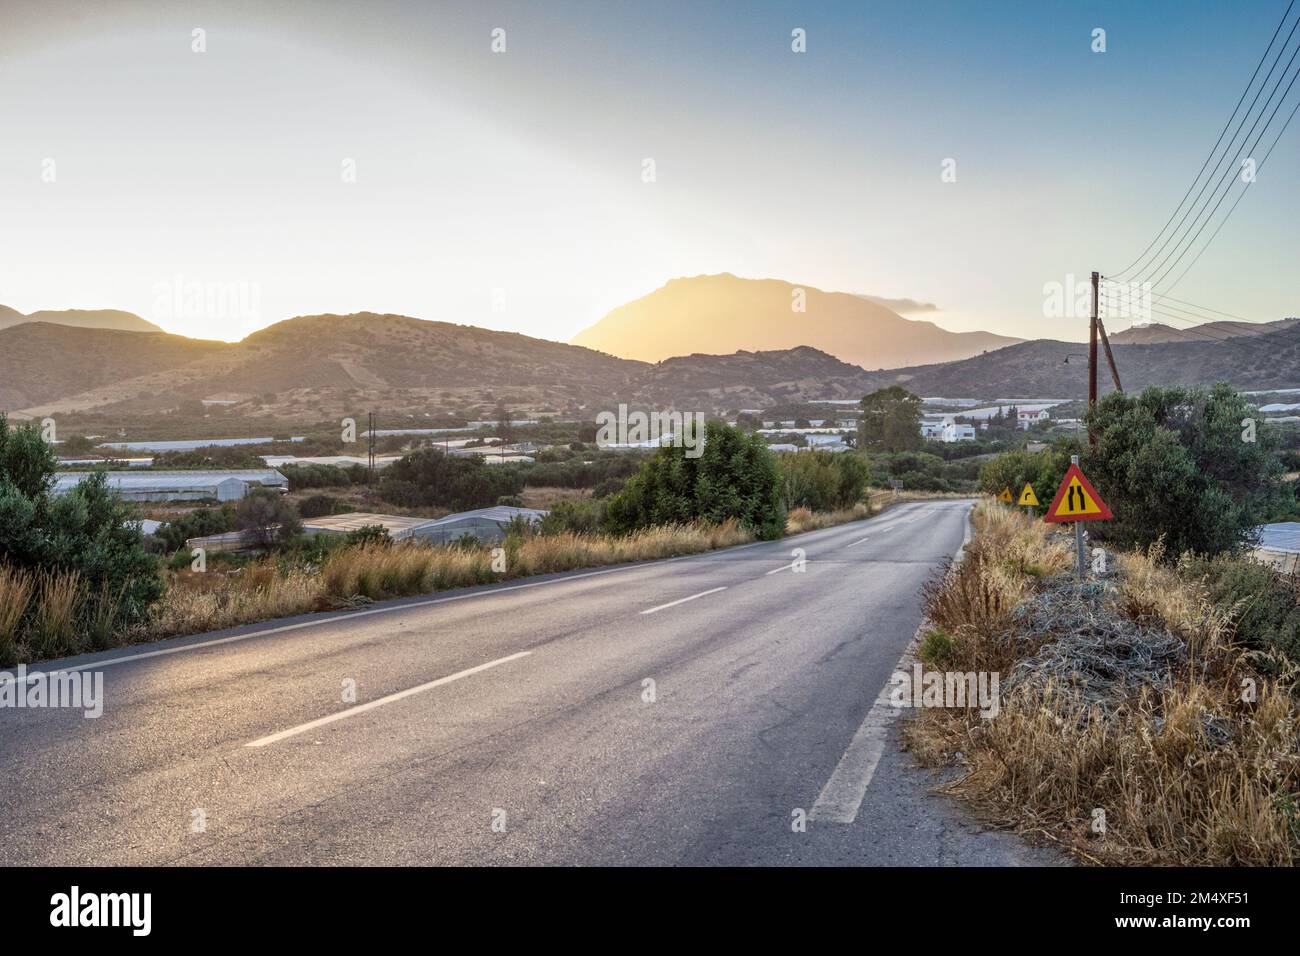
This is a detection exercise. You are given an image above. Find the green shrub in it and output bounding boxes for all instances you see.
[1183,553,1300,663]
[379,449,523,510]
[777,452,869,511]
[1083,384,1285,556]
[155,505,237,551]
[919,627,956,666]
[604,422,785,539]
[538,499,605,535]
[298,494,349,519]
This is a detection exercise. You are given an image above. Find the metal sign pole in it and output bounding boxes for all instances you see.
[1071,454,1084,576]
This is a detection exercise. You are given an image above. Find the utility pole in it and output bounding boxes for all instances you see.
[1088,271,1098,445]
[367,411,376,484]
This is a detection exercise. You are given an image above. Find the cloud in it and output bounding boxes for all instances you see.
[858,295,939,314]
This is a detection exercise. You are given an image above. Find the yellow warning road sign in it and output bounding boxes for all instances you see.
[1044,463,1112,523]
[1017,483,1039,507]
[997,487,1013,503]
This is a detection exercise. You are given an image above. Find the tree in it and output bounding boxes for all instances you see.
[235,488,302,548]
[859,387,923,452]
[1081,384,1284,556]
[605,421,785,538]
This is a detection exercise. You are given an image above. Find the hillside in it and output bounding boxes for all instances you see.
[0,323,228,410]
[1109,318,1299,345]
[571,274,1020,368]
[862,322,1300,399]
[631,346,877,408]
[9,313,648,419]
[0,307,162,333]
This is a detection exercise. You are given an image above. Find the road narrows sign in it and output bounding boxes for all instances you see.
[997,487,1013,503]
[1017,483,1039,507]
[1043,463,1111,523]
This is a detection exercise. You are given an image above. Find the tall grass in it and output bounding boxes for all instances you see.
[148,519,756,641]
[0,565,36,666]
[903,502,1300,866]
[785,502,871,534]
[29,569,83,661]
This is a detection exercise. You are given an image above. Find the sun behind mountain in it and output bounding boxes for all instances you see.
[571,274,1020,369]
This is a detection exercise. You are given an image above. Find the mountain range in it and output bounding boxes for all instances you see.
[3,277,1297,421]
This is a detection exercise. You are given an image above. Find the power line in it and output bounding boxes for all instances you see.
[1163,89,1300,291]
[1109,0,1299,282]
[1144,53,1300,290]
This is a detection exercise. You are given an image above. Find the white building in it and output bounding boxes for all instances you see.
[1017,409,1050,429]
[940,423,976,443]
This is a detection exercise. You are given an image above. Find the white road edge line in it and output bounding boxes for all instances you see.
[245,651,532,748]
[765,561,798,575]
[640,586,727,615]
[808,676,900,824]
[810,500,975,824]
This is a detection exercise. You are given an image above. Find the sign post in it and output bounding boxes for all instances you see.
[1043,455,1112,577]
[1017,482,1039,517]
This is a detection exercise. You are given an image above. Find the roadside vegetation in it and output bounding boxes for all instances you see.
[5,419,882,665]
[905,500,1300,866]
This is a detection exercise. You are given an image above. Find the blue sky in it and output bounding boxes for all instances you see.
[1,0,1296,343]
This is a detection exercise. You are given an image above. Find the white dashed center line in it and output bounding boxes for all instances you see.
[640,586,727,615]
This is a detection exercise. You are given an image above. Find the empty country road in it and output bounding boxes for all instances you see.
[0,499,1056,866]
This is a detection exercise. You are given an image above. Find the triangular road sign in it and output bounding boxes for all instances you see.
[1017,483,1039,507]
[997,487,1013,503]
[1044,463,1112,523]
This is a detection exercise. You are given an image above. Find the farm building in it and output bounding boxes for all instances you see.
[52,469,288,503]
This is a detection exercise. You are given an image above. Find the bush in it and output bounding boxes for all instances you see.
[378,449,523,511]
[604,421,785,539]
[281,462,368,490]
[298,494,349,519]
[977,441,1078,515]
[1083,384,1285,556]
[235,488,302,547]
[1182,553,1300,663]
[538,499,606,535]
[155,505,237,551]
[0,416,163,659]
[777,452,869,511]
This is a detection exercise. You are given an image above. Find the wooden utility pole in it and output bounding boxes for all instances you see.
[1096,317,1123,392]
[367,411,376,484]
[1088,271,1098,445]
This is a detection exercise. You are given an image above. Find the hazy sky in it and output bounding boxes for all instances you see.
[2,0,1297,343]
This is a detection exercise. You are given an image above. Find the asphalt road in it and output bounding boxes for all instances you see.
[0,499,1060,866]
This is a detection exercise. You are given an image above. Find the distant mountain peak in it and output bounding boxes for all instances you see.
[572,274,1019,369]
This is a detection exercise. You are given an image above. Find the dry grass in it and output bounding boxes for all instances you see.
[785,503,871,534]
[903,502,1300,866]
[29,569,83,661]
[149,519,756,641]
[0,564,36,666]
[148,563,321,639]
